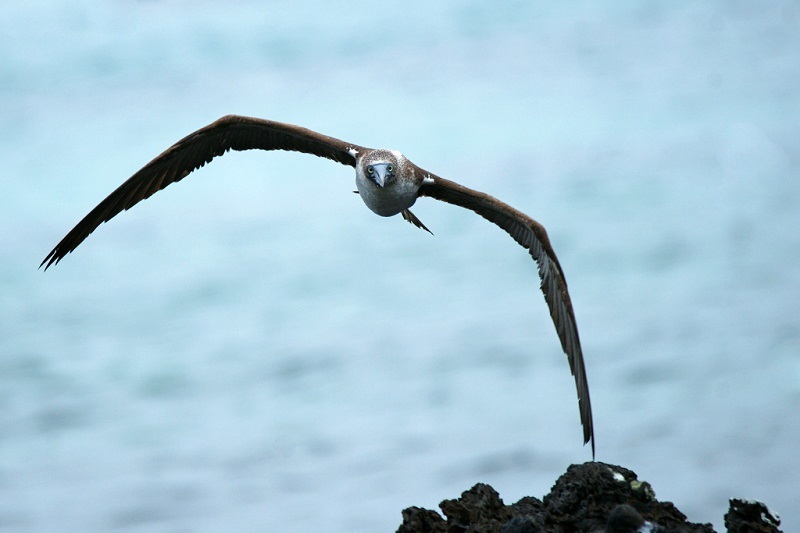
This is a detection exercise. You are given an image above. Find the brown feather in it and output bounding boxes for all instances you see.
[401,209,433,234]
[417,170,595,457]
[40,115,365,269]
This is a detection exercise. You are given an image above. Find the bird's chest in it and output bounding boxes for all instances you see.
[355,170,418,217]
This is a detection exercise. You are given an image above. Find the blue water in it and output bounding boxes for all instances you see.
[2,1,799,531]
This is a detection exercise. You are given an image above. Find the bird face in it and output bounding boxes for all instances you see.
[365,161,395,188]
[360,150,402,189]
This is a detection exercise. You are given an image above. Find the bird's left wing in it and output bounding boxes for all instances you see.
[41,115,367,269]
[417,171,595,456]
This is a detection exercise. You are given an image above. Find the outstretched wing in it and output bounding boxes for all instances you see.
[417,171,594,456]
[41,115,367,269]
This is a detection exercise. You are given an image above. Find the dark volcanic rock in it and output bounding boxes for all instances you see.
[398,506,446,533]
[438,483,512,532]
[543,462,711,531]
[724,498,781,532]
[397,461,779,533]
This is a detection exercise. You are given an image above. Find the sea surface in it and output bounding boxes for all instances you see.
[2,1,799,531]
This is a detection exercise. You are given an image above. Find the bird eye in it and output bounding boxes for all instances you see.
[367,166,374,174]
[387,164,394,173]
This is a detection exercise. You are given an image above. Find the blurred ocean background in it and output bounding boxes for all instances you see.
[2,1,799,531]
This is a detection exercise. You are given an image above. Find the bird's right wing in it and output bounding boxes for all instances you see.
[41,115,367,269]
[417,171,594,457]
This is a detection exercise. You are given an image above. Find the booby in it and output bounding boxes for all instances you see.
[41,115,595,456]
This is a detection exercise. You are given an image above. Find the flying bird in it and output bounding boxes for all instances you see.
[41,115,595,455]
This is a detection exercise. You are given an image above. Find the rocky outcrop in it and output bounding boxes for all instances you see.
[397,462,781,533]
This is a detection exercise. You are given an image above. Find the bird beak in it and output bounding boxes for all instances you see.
[369,163,393,188]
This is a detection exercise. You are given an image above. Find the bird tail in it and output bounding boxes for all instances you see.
[401,209,433,235]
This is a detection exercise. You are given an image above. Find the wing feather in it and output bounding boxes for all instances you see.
[41,115,365,269]
[418,171,595,456]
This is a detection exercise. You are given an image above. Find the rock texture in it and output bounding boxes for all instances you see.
[396,462,781,533]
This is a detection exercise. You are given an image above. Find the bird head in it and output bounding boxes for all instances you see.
[361,151,399,188]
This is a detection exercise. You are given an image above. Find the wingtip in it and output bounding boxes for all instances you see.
[39,248,62,271]
[583,405,595,460]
